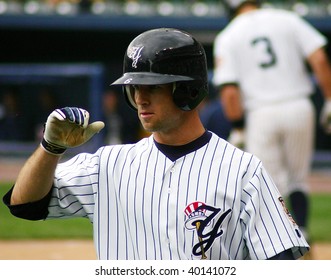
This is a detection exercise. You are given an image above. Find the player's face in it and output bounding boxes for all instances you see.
[131,83,186,134]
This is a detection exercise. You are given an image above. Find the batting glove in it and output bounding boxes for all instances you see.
[320,99,331,134]
[228,128,245,150]
[41,107,105,155]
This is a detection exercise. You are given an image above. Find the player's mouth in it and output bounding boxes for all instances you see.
[139,111,154,120]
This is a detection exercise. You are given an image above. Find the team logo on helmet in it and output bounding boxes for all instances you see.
[127,46,144,68]
[184,201,231,259]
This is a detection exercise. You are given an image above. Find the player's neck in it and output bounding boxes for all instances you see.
[153,115,206,146]
[154,130,211,161]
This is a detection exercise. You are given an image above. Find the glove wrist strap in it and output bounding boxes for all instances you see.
[40,138,67,156]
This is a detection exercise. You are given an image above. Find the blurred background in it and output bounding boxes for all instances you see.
[0,0,331,157]
[0,0,330,259]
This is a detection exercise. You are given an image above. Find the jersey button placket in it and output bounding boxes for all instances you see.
[168,165,176,194]
[167,163,178,257]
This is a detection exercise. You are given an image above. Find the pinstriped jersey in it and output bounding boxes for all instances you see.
[48,132,308,259]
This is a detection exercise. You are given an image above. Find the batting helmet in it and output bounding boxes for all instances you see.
[110,28,208,111]
[223,0,260,18]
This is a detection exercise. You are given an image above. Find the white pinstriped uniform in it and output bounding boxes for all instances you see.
[213,8,326,196]
[47,132,308,260]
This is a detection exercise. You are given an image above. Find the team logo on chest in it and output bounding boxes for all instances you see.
[184,201,231,259]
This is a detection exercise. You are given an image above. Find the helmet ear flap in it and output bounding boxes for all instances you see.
[173,82,207,111]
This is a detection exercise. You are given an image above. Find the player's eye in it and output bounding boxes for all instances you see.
[125,84,171,96]
[149,84,173,92]
[149,85,161,90]
[127,85,160,93]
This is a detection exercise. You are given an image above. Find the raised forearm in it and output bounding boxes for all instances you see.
[10,146,60,205]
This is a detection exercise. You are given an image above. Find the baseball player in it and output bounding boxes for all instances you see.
[213,0,331,244]
[3,28,309,260]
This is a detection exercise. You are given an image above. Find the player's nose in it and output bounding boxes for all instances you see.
[134,87,150,106]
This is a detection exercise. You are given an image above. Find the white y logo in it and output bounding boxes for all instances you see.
[128,46,144,68]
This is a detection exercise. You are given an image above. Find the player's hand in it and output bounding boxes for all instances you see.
[41,107,105,155]
[228,128,245,149]
[320,99,331,134]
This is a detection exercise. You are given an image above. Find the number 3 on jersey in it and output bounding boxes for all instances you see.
[251,36,277,68]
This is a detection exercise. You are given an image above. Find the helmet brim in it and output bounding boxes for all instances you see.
[110,72,194,86]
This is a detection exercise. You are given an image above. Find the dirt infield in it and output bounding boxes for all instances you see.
[0,240,96,260]
[0,240,330,260]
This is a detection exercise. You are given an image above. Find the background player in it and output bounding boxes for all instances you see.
[213,0,331,244]
[3,28,309,260]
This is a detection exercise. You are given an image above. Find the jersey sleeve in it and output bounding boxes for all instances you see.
[212,32,239,87]
[47,151,101,222]
[291,12,327,57]
[240,159,309,260]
